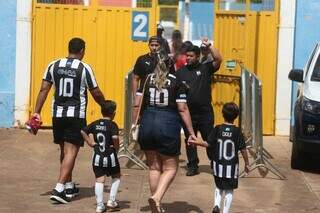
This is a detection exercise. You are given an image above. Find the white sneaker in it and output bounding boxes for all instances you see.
[96,203,106,213]
[107,200,120,210]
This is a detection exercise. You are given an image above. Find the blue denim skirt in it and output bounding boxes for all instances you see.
[138,107,182,156]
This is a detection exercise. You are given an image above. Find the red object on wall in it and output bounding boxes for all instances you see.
[99,0,131,7]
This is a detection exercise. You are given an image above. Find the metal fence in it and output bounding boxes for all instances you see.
[118,71,148,170]
[240,67,286,179]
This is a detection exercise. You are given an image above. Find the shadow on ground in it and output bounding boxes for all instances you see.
[140,201,204,213]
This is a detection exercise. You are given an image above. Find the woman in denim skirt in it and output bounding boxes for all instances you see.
[133,55,196,213]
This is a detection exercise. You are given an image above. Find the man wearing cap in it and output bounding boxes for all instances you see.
[156,23,171,55]
[132,36,161,97]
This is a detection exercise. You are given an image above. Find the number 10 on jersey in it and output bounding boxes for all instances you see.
[132,11,149,41]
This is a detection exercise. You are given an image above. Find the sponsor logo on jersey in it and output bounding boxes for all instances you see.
[222,131,232,137]
[95,125,107,131]
[57,68,76,77]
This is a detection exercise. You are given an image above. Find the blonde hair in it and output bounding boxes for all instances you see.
[153,56,169,91]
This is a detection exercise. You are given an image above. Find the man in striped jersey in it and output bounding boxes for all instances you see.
[32,37,106,204]
[189,102,249,213]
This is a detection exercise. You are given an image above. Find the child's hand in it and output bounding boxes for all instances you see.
[187,134,197,146]
[88,141,97,148]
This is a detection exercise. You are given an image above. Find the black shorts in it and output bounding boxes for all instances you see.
[92,151,121,178]
[52,117,86,147]
[138,108,181,156]
[214,176,238,190]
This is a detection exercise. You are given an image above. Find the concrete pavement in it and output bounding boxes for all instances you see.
[0,129,319,213]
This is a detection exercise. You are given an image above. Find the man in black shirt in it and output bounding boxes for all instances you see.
[176,38,222,176]
[132,36,161,97]
[31,38,106,203]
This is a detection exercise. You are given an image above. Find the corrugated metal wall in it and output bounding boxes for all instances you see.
[213,0,279,134]
[30,1,156,127]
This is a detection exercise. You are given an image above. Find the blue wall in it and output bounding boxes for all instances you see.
[291,0,320,125]
[180,2,214,40]
[0,1,16,127]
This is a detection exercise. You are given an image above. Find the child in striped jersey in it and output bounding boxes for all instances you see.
[188,102,249,213]
[81,100,121,213]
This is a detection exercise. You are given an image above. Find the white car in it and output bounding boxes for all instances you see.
[289,43,320,169]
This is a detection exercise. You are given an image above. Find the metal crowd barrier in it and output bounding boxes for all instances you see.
[240,67,286,179]
[117,70,148,170]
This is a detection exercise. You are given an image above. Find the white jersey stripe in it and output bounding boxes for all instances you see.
[94,155,100,166]
[226,165,232,178]
[56,106,63,117]
[59,58,67,67]
[83,63,98,88]
[234,164,238,178]
[103,157,108,167]
[66,106,75,117]
[71,59,80,69]
[110,153,116,167]
[213,161,217,175]
[79,69,87,119]
[218,164,223,177]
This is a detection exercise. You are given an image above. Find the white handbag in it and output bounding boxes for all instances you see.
[131,124,139,141]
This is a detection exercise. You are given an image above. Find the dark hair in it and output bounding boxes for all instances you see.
[68,37,85,54]
[171,30,183,54]
[222,102,239,123]
[101,100,116,117]
[179,41,193,54]
[148,36,160,44]
[187,45,201,56]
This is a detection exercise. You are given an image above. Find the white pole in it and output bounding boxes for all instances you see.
[15,0,32,127]
[183,0,190,40]
[132,0,137,8]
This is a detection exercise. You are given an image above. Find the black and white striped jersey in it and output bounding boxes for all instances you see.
[136,73,187,110]
[207,124,246,179]
[43,58,98,118]
[83,119,119,168]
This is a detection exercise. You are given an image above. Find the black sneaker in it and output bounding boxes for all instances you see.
[50,189,70,204]
[212,205,220,213]
[186,167,199,176]
[65,185,79,198]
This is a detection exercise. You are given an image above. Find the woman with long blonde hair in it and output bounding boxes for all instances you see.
[133,54,196,213]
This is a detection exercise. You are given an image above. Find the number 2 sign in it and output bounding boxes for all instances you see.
[132,11,149,41]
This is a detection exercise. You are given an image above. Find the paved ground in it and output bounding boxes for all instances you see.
[0,129,320,213]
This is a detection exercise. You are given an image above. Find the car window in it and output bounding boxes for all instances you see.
[311,53,320,81]
[305,44,318,76]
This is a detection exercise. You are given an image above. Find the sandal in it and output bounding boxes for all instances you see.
[148,197,160,213]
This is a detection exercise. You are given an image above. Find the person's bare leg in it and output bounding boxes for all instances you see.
[150,154,178,207]
[59,143,72,182]
[58,142,79,184]
[145,151,162,195]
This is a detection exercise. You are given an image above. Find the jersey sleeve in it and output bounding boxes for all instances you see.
[83,121,95,134]
[175,78,187,103]
[111,122,119,137]
[42,61,55,84]
[238,130,246,150]
[133,56,144,78]
[83,63,98,90]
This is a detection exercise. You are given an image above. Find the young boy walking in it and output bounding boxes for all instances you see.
[81,100,121,213]
[189,102,249,213]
